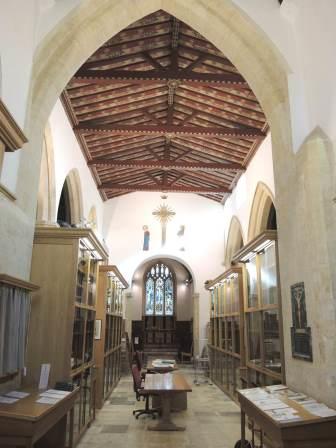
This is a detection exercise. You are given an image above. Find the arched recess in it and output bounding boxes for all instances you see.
[36,122,56,225]
[224,216,244,267]
[248,182,276,240]
[57,168,84,226]
[16,0,292,219]
[132,256,194,353]
[87,205,98,231]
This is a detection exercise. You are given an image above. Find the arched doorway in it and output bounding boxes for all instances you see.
[131,257,194,359]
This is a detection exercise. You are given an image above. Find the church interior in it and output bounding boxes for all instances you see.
[1,1,336,447]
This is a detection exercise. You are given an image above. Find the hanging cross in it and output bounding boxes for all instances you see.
[152,203,176,247]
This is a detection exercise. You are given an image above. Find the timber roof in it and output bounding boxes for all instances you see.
[62,10,267,203]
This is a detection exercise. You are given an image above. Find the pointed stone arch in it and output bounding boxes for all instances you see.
[36,122,56,225]
[248,182,276,240]
[224,215,244,267]
[57,168,84,225]
[16,0,292,219]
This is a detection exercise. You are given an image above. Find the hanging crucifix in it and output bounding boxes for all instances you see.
[152,201,176,247]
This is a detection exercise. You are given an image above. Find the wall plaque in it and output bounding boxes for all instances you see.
[290,282,313,361]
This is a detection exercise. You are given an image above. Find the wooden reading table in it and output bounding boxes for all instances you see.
[144,372,192,431]
[238,388,336,448]
[0,388,79,447]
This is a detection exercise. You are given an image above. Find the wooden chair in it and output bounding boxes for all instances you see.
[181,342,193,363]
[131,364,159,419]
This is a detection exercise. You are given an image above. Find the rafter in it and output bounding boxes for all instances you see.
[76,123,264,138]
[88,158,244,171]
[74,68,247,88]
[99,182,231,194]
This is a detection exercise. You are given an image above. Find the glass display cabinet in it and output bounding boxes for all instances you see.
[206,267,244,400]
[26,227,108,445]
[232,230,285,388]
[94,265,129,409]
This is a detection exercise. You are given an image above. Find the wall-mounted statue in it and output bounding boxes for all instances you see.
[142,225,150,251]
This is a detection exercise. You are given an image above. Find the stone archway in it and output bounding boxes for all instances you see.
[224,215,244,268]
[17,0,292,216]
[248,182,275,240]
[36,122,56,225]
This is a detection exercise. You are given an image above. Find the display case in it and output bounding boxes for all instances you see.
[206,267,244,400]
[95,265,128,409]
[232,230,285,388]
[25,227,108,445]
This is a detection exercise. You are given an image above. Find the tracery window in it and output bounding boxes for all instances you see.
[145,263,174,316]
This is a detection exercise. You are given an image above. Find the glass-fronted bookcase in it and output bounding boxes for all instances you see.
[206,267,244,400]
[232,230,285,388]
[95,265,128,409]
[26,227,108,445]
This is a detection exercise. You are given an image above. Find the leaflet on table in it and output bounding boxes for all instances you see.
[266,408,301,422]
[36,396,62,405]
[4,391,30,399]
[254,399,290,411]
[0,396,20,404]
[43,389,71,396]
[302,402,336,417]
[265,384,288,393]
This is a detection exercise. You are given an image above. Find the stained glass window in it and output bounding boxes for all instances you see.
[145,263,174,316]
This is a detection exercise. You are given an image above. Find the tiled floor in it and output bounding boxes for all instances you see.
[78,368,242,448]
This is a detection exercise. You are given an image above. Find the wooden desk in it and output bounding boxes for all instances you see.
[238,388,336,448]
[0,388,79,447]
[144,373,192,431]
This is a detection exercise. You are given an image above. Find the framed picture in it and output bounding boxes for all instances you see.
[94,319,102,340]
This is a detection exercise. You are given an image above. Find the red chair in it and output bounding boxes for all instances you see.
[131,364,159,419]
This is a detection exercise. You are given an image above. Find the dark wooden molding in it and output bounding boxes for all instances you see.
[99,182,231,194]
[88,158,245,171]
[0,100,28,151]
[76,123,264,138]
[74,68,248,88]
[0,274,39,292]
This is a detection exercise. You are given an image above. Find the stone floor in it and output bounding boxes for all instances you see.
[78,368,242,448]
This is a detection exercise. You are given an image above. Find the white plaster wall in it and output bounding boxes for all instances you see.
[48,100,105,240]
[103,191,225,347]
[223,133,275,245]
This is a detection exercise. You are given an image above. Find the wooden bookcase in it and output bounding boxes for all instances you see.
[206,267,244,400]
[25,226,108,444]
[95,265,128,409]
[232,230,285,388]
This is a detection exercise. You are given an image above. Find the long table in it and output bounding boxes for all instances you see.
[238,387,336,448]
[144,372,192,431]
[0,388,79,447]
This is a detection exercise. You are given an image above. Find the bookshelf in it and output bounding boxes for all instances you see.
[95,265,129,409]
[232,230,285,388]
[206,267,244,400]
[25,226,108,444]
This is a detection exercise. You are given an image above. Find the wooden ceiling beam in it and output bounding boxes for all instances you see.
[76,123,264,138]
[88,158,244,171]
[74,68,247,88]
[99,182,231,194]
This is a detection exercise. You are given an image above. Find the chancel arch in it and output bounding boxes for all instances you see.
[224,215,244,268]
[248,182,276,241]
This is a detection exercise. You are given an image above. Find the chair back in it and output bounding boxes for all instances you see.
[133,350,142,371]
[131,364,142,391]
